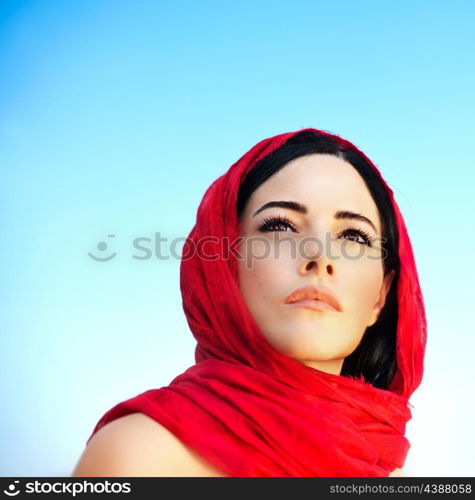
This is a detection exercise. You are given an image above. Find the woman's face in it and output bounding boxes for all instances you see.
[237,154,395,375]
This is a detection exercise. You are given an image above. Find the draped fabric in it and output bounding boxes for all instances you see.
[86,128,427,477]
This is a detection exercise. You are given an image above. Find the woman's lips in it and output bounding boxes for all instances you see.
[284,285,343,312]
[286,298,339,312]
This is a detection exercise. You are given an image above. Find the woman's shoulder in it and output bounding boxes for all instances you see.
[71,412,228,477]
[389,467,406,477]
[72,411,405,477]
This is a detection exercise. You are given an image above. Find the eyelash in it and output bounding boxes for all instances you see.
[257,214,374,247]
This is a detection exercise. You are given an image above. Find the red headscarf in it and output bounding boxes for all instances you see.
[86,128,427,477]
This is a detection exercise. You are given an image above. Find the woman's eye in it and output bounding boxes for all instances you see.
[257,218,372,246]
[258,216,296,232]
[339,229,372,246]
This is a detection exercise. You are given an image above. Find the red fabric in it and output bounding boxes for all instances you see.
[86,128,427,477]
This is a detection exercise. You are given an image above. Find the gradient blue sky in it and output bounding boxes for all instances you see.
[1,0,473,476]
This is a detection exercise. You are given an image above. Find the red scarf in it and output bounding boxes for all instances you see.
[87,128,427,477]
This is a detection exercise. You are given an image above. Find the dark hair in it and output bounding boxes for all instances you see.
[236,130,399,390]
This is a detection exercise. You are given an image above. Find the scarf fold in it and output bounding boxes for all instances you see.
[87,128,427,477]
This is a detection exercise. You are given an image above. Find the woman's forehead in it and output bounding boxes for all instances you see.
[245,154,382,233]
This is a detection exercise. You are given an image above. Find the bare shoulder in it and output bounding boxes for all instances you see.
[389,467,406,477]
[71,412,228,477]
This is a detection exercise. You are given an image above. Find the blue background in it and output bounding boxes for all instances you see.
[1,0,473,476]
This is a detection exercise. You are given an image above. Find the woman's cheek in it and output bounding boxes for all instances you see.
[243,257,281,299]
[343,259,384,324]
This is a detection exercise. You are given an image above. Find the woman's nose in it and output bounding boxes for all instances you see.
[302,259,334,276]
[298,232,336,277]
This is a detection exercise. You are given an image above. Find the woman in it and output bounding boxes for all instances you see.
[72,128,427,477]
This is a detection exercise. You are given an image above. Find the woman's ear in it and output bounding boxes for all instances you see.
[366,269,396,327]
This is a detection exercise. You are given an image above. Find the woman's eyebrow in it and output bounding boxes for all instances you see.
[252,200,377,233]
